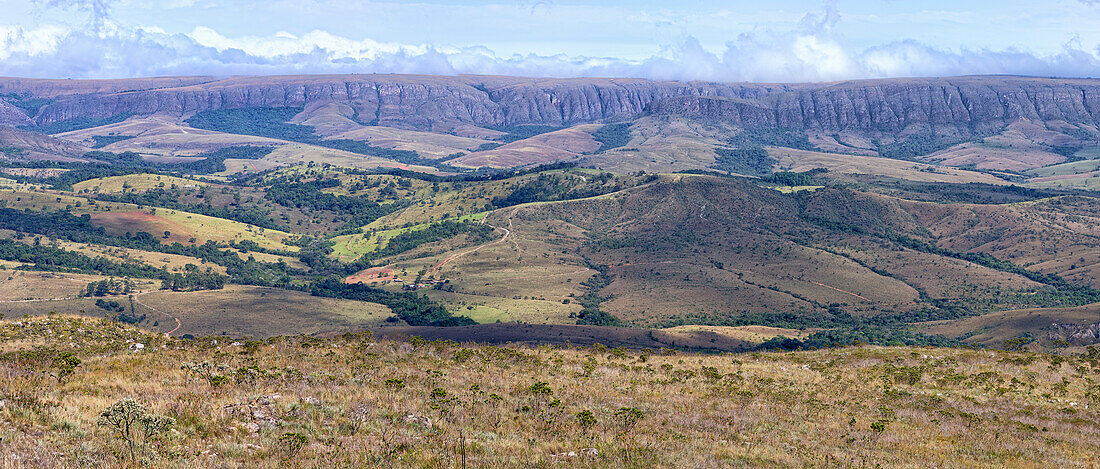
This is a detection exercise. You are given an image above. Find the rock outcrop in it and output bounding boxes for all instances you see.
[2,74,1100,136]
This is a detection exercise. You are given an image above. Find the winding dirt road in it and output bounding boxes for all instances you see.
[425,209,516,278]
[0,290,184,336]
[132,294,182,336]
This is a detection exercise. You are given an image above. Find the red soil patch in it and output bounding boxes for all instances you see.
[346,266,402,285]
[89,211,194,243]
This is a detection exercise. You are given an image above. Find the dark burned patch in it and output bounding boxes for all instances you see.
[367,323,756,353]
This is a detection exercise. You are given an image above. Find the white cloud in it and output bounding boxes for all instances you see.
[1,10,1100,82]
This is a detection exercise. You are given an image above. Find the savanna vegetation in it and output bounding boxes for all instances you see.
[1,316,1098,467]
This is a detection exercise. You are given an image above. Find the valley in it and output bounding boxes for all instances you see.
[0,74,1098,356]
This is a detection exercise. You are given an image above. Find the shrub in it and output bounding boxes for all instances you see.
[278,432,309,458]
[613,407,645,432]
[53,351,81,383]
[529,381,553,397]
[576,410,597,430]
[453,348,475,362]
[97,399,174,462]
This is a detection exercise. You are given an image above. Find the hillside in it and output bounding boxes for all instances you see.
[2,316,1098,467]
[0,73,1095,356]
[0,156,1093,351]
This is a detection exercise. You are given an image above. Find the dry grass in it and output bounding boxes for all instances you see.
[72,174,209,194]
[131,285,394,337]
[923,302,1100,351]
[55,116,281,157]
[1,316,1098,467]
[330,125,490,159]
[0,270,155,301]
[260,144,441,174]
[447,125,601,168]
[583,117,730,174]
[770,148,1010,184]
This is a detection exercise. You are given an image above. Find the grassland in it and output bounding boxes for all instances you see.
[769,148,1010,184]
[330,212,488,261]
[7,235,228,275]
[1026,159,1100,190]
[55,117,281,157]
[0,285,394,337]
[447,125,601,168]
[2,316,1099,467]
[72,174,209,194]
[330,126,490,159]
[924,302,1100,352]
[0,176,42,191]
[582,117,731,174]
[133,285,394,337]
[0,270,156,302]
[421,290,582,325]
[0,190,294,251]
[259,144,442,174]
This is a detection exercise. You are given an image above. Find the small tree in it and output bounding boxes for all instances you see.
[97,399,174,462]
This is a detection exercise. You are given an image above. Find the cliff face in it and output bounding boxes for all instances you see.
[3,74,1100,134]
[648,77,1100,135]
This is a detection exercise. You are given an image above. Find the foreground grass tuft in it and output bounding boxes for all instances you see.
[1,316,1098,467]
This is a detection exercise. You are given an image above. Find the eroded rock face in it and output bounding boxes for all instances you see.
[4,75,1100,135]
[1049,322,1100,345]
[0,101,34,127]
[647,77,1100,135]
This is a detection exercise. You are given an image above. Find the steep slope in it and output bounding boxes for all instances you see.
[5,74,1100,139]
[0,126,89,161]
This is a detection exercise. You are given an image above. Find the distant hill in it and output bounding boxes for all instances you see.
[1,74,1099,137]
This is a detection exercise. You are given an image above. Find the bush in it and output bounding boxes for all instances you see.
[81,277,136,297]
[711,147,774,177]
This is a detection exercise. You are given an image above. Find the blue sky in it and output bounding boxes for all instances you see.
[2,0,1100,81]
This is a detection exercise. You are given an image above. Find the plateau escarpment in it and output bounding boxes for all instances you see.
[4,75,1100,138]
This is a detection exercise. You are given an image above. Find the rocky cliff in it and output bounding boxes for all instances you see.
[646,77,1100,136]
[3,74,1100,136]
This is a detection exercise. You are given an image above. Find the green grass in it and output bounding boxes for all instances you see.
[422,290,581,324]
[461,304,509,323]
[1028,159,1100,177]
[0,190,294,251]
[331,212,488,261]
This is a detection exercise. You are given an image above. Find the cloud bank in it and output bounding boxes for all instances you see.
[3,5,1100,82]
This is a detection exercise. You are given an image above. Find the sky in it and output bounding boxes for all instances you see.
[2,0,1100,82]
